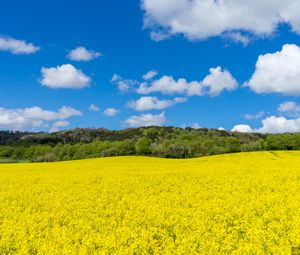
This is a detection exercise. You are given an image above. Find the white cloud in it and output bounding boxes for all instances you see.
[223,32,251,46]
[137,75,195,95]
[124,112,166,127]
[128,96,187,111]
[0,106,81,131]
[89,104,100,112]
[257,116,300,133]
[0,35,40,54]
[22,106,81,121]
[137,67,237,96]
[143,70,158,80]
[202,67,238,96]
[40,64,91,89]
[141,0,300,41]
[243,111,264,120]
[278,101,300,117]
[103,108,118,117]
[247,44,300,95]
[67,46,102,61]
[50,121,70,133]
[231,124,253,133]
[111,74,138,92]
[232,113,300,134]
[234,102,300,133]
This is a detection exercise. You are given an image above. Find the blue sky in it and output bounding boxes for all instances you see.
[1,0,300,133]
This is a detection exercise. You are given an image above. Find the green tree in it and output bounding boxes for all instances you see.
[135,137,152,155]
[225,138,241,153]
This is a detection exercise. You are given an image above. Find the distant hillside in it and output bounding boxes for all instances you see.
[0,127,264,145]
[0,127,299,162]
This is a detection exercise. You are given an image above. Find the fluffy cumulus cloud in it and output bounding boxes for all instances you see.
[247,44,300,95]
[232,105,300,134]
[0,106,81,131]
[141,0,300,41]
[128,96,187,111]
[278,101,300,117]
[257,116,300,133]
[103,108,118,117]
[124,112,166,127]
[137,75,194,95]
[0,35,40,54]
[232,101,300,133]
[40,64,91,89]
[137,67,237,96]
[67,46,102,61]
[231,124,253,133]
[202,67,238,96]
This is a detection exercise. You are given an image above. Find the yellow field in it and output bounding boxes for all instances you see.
[0,152,300,254]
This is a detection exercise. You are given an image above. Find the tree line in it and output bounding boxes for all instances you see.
[0,127,299,162]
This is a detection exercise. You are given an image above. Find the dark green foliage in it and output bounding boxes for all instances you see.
[135,137,152,155]
[0,127,299,162]
[263,134,300,150]
[225,137,241,153]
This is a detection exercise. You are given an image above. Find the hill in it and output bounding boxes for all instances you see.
[0,127,300,162]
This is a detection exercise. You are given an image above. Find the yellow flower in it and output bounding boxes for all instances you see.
[0,151,299,254]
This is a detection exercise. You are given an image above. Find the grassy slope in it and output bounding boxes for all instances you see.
[0,151,300,254]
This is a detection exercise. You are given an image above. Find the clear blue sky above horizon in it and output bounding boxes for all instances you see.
[1,0,300,133]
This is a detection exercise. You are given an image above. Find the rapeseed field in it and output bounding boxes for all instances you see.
[0,151,300,254]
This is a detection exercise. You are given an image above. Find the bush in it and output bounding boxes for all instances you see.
[35,152,57,162]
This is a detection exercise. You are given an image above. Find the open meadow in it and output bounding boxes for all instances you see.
[0,151,300,254]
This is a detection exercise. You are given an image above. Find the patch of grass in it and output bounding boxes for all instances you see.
[0,158,29,164]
